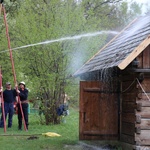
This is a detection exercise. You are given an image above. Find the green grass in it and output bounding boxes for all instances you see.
[0,108,79,150]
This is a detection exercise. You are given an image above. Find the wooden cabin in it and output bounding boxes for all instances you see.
[73,14,150,150]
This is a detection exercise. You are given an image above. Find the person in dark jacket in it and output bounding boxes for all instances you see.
[16,81,29,130]
[0,82,17,128]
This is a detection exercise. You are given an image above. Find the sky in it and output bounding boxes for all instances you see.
[128,0,149,4]
[128,0,149,14]
[134,0,149,3]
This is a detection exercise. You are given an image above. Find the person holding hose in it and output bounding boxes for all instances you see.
[16,81,29,130]
[0,82,17,128]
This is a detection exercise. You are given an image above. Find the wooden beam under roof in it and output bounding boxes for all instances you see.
[130,69,150,73]
[118,35,150,70]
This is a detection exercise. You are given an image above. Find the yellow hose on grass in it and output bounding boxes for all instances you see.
[0,132,61,138]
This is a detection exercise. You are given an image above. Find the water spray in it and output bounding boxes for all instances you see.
[0,30,119,53]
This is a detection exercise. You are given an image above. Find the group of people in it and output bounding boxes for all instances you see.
[0,81,29,130]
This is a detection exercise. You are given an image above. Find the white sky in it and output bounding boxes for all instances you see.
[128,0,150,14]
[134,0,149,3]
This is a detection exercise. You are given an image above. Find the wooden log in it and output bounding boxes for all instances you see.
[135,130,150,139]
[135,130,150,145]
[136,115,141,123]
[131,69,150,73]
[135,126,141,134]
[137,93,150,101]
[136,107,150,113]
[136,119,150,130]
[136,103,142,111]
[137,113,150,118]
[136,146,150,150]
[135,146,140,150]
[141,113,150,119]
[137,93,142,99]
[136,107,150,119]
[136,100,150,107]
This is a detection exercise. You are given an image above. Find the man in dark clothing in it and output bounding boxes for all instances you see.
[16,81,29,130]
[0,82,17,128]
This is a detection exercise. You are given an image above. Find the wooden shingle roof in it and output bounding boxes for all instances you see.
[74,15,150,77]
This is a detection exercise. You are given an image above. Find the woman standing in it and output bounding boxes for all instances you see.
[16,81,29,130]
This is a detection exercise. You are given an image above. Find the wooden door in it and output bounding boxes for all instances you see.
[79,81,118,140]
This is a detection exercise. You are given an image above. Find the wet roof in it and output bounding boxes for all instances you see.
[74,14,150,77]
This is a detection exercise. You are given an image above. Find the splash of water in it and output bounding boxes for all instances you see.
[0,30,118,53]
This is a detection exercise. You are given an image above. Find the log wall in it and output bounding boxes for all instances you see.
[120,72,137,145]
[120,73,150,149]
[134,45,150,149]
[120,45,150,149]
[135,76,150,149]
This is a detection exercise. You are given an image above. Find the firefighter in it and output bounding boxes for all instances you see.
[0,82,17,128]
[16,81,29,130]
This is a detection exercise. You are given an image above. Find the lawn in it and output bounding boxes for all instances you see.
[0,108,79,150]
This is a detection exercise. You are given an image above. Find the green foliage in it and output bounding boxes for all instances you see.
[0,0,143,124]
[9,0,84,124]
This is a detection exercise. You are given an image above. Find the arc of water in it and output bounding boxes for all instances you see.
[0,30,118,53]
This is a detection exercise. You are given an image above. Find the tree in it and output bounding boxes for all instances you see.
[0,0,142,125]
[9,0,88,124]
[0,0,21,84]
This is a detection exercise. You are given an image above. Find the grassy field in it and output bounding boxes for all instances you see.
[0,108,79,150]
